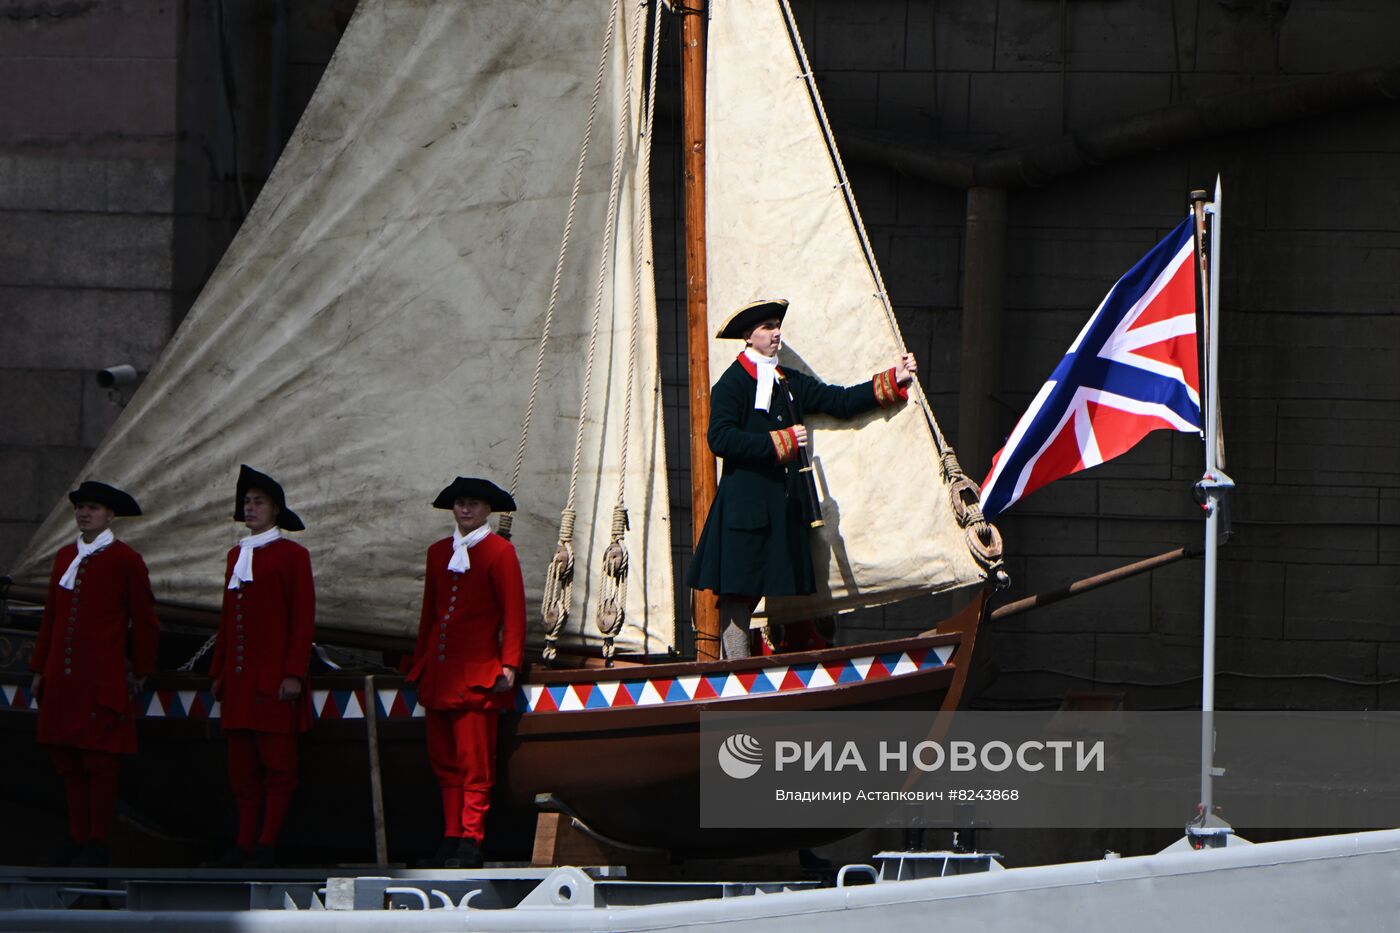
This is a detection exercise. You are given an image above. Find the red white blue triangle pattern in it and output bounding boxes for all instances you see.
[136,689,220,719]
[0,683,427,721]
[0,644,953,720]
[518,644,956,714]
[310,687,427,720]
[1,683,37,712]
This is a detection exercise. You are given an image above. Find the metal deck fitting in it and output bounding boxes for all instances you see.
[0,863,815,916]
[870,849,1004,881]
[0,864,622,912]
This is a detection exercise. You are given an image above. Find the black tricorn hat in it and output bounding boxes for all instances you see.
[68,481,141,517]
[233,465,305,531]
[432,477,516,513]
[715,299,789,340]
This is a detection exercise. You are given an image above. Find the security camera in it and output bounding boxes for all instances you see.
[96,365,138,388]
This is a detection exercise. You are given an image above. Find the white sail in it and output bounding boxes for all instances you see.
[705,0,988,620]
[9,0,675,652]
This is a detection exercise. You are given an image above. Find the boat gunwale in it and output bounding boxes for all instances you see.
[523,627,963,684]
[0,661,958,734]
[507,661,959,735]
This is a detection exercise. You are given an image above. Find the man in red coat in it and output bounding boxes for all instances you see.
[29,481,159,867]
[208,465,315,868]
[407,477,526,869]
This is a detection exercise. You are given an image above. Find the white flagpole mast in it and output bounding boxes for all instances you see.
[1190,177,1234,848]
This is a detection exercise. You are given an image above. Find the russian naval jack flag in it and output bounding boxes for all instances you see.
[979,218,1203,519]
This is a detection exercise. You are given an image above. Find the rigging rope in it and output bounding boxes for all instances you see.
[177,633,218,672]
[498,0,624,545]
[777,0,1004,581]
[543,0,643,661]
[596,0,664,662]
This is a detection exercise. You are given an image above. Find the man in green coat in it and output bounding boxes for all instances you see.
[686,299,917,658]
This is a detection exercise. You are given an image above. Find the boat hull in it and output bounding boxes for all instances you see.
[0,592,986,862]
[500,663,959,857]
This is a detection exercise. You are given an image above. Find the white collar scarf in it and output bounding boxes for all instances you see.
[743,347,780,412]
[448,524,492,574]
[227,528,282,590]
[59,530,114,591]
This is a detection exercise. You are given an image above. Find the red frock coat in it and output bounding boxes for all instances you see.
[407,533,526,710]
[30,541,160,754]
[210,538,315,733]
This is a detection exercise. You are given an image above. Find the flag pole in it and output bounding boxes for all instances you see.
[1188,178,1235,849]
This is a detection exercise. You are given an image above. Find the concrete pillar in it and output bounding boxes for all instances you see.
[957,186,1007,479]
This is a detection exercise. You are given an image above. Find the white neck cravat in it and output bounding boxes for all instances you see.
[227,527,281,590]
[448,524,492,574]
[744,347,779,412]
[59,530,113,591]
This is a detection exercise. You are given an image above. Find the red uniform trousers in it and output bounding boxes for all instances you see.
[225,730,300,850]
[50,748,122,844]
[411,534,524,843]
[33,540,160,847]
[425,705,498,842]
[212,539,314,852]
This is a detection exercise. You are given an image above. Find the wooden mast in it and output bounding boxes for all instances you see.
[680,1,720,660]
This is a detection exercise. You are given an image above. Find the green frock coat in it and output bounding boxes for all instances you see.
[686,355,896,597]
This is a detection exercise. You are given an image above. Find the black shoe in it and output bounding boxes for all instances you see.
[50,838,84,867]
[73,840,109,868]
[202,846,249,869]
[416,836,460,868]
[242,844,276,869]
[442,837,482,869]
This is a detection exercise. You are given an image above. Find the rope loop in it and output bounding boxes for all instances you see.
[935,446,1008,580]
[938,448,982,528]
[947,476,981,527]
[540,510,578,662]
[495,512,514,541]
[965,522,1005,572]
[596,507,631,662]
[940,449,965,482]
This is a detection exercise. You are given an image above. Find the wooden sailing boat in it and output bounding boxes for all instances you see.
[0,0,1002,859]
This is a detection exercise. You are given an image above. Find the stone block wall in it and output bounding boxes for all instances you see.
[766,0,1400,711]
[0,0,355,570]
[0,0,180,566]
